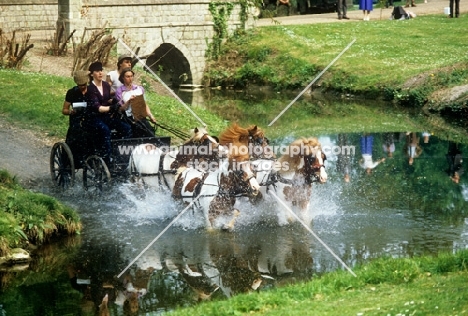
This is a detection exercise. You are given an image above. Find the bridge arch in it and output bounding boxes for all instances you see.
[144,37,196,89]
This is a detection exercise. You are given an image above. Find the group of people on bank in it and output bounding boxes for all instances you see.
[62,55,157,165]
[335,0,420,21]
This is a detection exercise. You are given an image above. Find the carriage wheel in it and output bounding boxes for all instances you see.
[83,155,111,193]
[50,142,75,189]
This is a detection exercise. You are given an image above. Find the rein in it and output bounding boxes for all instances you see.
[153,122,190,140]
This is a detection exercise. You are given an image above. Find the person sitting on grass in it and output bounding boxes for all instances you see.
[277,0,291,15]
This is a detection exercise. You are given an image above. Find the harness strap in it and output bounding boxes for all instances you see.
[277,175,293,185]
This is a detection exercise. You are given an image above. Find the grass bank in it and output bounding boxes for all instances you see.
[0,170,81,257]
[168,250,468,315]
[206,14,468,107]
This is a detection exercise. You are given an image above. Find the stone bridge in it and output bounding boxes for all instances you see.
[0,0,256,87]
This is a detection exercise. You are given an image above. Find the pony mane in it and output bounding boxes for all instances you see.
[219,123,264,146]
[278,137,321,171]
[170,127,219,170]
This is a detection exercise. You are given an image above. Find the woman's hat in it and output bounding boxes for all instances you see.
[88,61,103,73]
[73,70,90,85]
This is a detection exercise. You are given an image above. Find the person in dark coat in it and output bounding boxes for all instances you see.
[62,70,93,165]
[86,61,132,165]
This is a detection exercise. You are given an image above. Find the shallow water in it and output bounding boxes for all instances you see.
[1,132,468,315]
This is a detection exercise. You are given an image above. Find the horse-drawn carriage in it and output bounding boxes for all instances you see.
[49,124,170,192]
[51,117,328,229]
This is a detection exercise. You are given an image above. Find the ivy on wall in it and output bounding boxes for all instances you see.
[208,1,234,59]
[207,0,262,59]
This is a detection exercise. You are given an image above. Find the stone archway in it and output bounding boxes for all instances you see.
[146,43,192,89]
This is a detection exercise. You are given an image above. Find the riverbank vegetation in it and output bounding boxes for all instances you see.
[206,14,468,112]
[169,250,468,315]
[0,170,81,258]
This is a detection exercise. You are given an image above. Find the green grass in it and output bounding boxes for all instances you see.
[208,14,468,95]
[167,251,468,316]
[0,170,81,256]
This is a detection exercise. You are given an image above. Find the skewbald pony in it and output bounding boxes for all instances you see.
[219,123,269,162]
[219,123,265,146]
[277,137,322,171]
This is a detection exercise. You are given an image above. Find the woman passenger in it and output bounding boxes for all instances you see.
[115,67,157,137]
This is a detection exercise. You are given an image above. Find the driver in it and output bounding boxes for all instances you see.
[62,70,92,159]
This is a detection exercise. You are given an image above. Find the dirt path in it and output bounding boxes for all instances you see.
[0,116,52,189]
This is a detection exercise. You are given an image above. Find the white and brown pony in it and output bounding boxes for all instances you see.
[170,124,271,230]
[251,137,327,224]
[172,140,260,230]
[128,127,220,192]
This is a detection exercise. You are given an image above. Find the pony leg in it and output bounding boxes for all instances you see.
[222,209,240,231]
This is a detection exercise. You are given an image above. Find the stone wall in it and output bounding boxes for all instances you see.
[57,0,251,86]
[0,1,58,32]
[0,0,254,86]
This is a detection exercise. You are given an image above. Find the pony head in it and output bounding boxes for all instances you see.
[219,123,271,159]
[278,137,327,184]
[231,160,260,197]
[171,127,224,169]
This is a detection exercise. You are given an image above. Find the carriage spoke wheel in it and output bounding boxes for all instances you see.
[83,155,111,193]
[50,142,75,189]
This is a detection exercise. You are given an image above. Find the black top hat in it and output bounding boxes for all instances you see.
[88,61,103,73]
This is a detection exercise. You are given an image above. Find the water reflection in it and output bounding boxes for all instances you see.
[1,132,468,315]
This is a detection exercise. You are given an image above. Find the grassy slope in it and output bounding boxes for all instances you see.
[0,170,81,256]
[168,252,468,315]
[208,15,468,93]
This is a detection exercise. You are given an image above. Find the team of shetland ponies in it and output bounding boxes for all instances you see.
[128,123,327,231]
